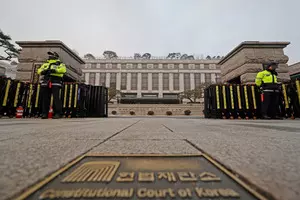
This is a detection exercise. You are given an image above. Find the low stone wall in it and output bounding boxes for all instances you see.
[108,104,204,116]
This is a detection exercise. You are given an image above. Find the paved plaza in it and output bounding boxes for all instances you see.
[0,118,299,200]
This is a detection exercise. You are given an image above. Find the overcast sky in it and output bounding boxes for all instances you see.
[1,0,299,64]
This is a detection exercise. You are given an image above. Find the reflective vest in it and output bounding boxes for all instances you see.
[37,59,66,78]
[255,70,278,89]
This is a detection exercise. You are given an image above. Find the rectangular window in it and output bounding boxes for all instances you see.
[100,73,106,86]
[121,73,127,90]
[142,73,148,90]
[184,73,190,90]
[194,73,201,88]
[163,73,169,90]
[173,73,179,90]
[131,73,137,90]
[110,73,116,89]
[204,64,209,69]
[205,73,211,83]
[89,72,96,85]
[152,73,159,90]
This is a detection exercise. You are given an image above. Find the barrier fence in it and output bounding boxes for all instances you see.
[0,77,108,118]
[204,80,300,119]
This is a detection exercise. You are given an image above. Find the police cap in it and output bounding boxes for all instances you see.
[47,51,59,58]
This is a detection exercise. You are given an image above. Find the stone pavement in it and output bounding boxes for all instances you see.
[0,118,299,200]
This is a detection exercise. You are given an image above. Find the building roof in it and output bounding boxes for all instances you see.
[289,62,300,75]
[16,40,85,64]
[218,41,290,65]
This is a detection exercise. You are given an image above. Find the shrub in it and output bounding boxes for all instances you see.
[184,110,191,115]
[130,111,135,115]
[166,111,172,116]
[148,111,154,115]
[111,110,117,115]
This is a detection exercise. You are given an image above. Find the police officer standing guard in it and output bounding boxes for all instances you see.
[255,62,281,119]
[37,51,66,119]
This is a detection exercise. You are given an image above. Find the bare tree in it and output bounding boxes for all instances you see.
[181,83,211,103]
[206,55,211,60]
[0,30,20,60]
[108,87,120,102]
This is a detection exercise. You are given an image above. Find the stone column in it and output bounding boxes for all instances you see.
[219,41,290,84]
[137,73,142,97]
[116,72,121,90]
[158,73,163,98]
[127,73,131,91]
[201,73,205,83]
[106,73,110,88]
[148,73,152,91]
[95,73,100,86]
[179,73,184,92]
[190,73,195,90]
[211,73,216,83]
[169,73,174,91]
[85,73,89,84]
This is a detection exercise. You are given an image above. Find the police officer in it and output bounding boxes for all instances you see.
[255,62,280,119]
[37,51,66,119]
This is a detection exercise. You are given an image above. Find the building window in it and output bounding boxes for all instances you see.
[205,73,211,83]
[100,73,106,86]
[131,73,137,90]
[204,64,209,69]
[173,73,179,90]
[89,72,96,85]
[152,73,159,90]
[184,73,190,90]
[91,63,97,68]
[121,73,127,90]
[121,63,126,68]
[142,73,148,90]
[195,73,201,88]
[163,73,169,90]
[183,64,188,69]
[153,64,158,69]
[142,63,147,69]
[100,63,106,69]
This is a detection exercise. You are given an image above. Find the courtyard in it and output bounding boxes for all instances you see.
[0,118,299,200]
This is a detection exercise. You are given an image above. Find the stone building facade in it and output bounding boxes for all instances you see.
[219,41,290,84]
[16,41,84,82]
[82,57,221,103]
[289,62,300,80]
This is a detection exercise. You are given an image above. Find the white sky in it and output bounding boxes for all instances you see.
[1,0,299,64]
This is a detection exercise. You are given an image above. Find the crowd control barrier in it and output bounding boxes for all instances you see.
[204,80,300,119]
[0,77,108,118]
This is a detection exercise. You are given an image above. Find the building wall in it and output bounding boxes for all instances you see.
[108,104,204,116]
[82,58,221,100]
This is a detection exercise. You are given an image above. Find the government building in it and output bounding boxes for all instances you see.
[82,56,221,103]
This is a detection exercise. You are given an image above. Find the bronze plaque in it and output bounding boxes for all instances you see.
[16,154,267,200]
